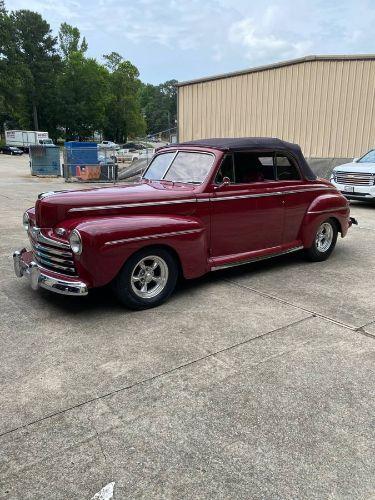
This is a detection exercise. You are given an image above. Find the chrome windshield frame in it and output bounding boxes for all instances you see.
[142,149,216,185]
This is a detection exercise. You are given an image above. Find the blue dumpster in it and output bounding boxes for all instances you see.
[29,145,61,176]
[64,141,99,177]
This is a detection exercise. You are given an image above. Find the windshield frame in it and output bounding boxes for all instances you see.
[142,149,216,184]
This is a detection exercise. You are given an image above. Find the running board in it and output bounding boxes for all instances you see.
[210,245,304,271]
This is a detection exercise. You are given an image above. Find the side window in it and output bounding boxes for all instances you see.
[276,155,300,180]
[233,152,276,183]
[215,154,235,183]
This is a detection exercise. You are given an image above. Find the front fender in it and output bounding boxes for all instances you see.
[62,215,208,287]
[300,193,350,248]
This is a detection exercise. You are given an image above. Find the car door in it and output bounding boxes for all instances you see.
[274,154,317,244]
[210,152,284,258]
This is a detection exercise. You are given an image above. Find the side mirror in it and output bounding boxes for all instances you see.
[353,157,359,163]
[215,176,231,190]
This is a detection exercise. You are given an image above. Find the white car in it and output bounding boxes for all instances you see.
[98,141,119,150]
[331,149,375,202]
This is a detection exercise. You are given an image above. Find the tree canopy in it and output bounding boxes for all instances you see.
[0,5,177,142]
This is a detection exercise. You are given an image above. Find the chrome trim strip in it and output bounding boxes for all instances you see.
[29,226,70,249]
[31,241,73,258]
[104,228,203,247]
[212,186,331,202]
[69,198,197,213]
[38,191,56,200]
[33,249,75,267]
[210,245,304,271]
[34,255,77,273]
[69,186,332,212]
[307,207,348,214]
[213,192,283,201]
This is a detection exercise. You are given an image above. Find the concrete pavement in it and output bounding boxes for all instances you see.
[0,155,374,499]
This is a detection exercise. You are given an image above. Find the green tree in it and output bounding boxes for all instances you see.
[10,10,60,131]
[103,51,123,72]
[103,52,145,142]
[0,8,11,126]
[57,51,109,139]
[140,79,177,135]
[58,22,87,59]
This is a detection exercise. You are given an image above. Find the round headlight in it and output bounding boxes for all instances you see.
[23,212,30,231]
[69,229,82,255]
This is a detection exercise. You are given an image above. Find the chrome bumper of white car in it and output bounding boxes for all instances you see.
[13,248,88,296]
[331,180,375,200]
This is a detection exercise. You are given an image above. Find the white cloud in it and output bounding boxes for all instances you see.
[7,0,375,83]
[8,0,80,24]
[228,17,312,62]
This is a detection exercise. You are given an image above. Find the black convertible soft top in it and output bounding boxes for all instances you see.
[173,137,316,180]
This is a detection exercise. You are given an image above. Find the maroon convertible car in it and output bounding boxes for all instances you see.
[14,137,356,309]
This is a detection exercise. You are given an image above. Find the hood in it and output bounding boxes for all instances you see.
[35,181,197,228]
[333,161,375,174]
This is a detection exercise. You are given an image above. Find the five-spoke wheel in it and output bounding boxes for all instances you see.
[315,222,334,253]
[113,247,178,309]
[306,218,338,262]
[130,255,169,299]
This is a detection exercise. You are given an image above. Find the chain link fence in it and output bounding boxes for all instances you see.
[62,142,156,184]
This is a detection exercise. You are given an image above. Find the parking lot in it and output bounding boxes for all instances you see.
[0,154,374,499]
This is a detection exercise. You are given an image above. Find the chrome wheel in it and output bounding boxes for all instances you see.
[130,255,169,299]
[315,222,334,252]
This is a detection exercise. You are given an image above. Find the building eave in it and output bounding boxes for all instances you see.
[176,54,375,88]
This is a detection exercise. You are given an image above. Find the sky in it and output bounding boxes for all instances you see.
[8,0,375,85]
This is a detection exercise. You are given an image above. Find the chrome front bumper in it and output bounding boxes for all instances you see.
[13,248,88,296]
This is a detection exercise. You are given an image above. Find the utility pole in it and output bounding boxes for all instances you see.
[32,102,39,131]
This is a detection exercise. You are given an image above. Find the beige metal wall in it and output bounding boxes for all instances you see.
[178,59,375,158]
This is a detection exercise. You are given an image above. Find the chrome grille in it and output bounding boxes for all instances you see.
[335,171,375,186]
[29,231,76,276]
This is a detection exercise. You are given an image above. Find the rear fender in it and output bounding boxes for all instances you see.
[300,193,350,247]
[60,215,208,287]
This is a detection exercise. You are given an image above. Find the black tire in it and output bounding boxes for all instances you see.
[305,218,338,262]
[113,247,178,310]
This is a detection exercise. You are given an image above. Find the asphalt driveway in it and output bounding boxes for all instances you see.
[0,155,374,499]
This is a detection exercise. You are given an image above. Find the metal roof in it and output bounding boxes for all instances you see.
[176,54,375,87]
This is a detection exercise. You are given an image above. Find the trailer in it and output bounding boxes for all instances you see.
[5,130,53,152]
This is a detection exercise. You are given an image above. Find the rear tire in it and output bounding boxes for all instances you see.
[113,247,178,310]
[305,218,338,262]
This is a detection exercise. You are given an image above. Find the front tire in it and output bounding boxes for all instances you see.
[305,218,338,262]
[113,247,178,310]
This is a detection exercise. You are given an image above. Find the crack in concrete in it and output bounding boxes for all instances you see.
[225,279,375,342]
[357,318,375,330]
[354,327,375,339]
[224,279,358,331]
[0,315,313,440]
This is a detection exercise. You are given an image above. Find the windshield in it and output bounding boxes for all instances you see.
[358,150,375,163]
[144,151,214,184]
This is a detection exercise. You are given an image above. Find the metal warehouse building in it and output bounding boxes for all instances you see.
[177,55,375,163]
